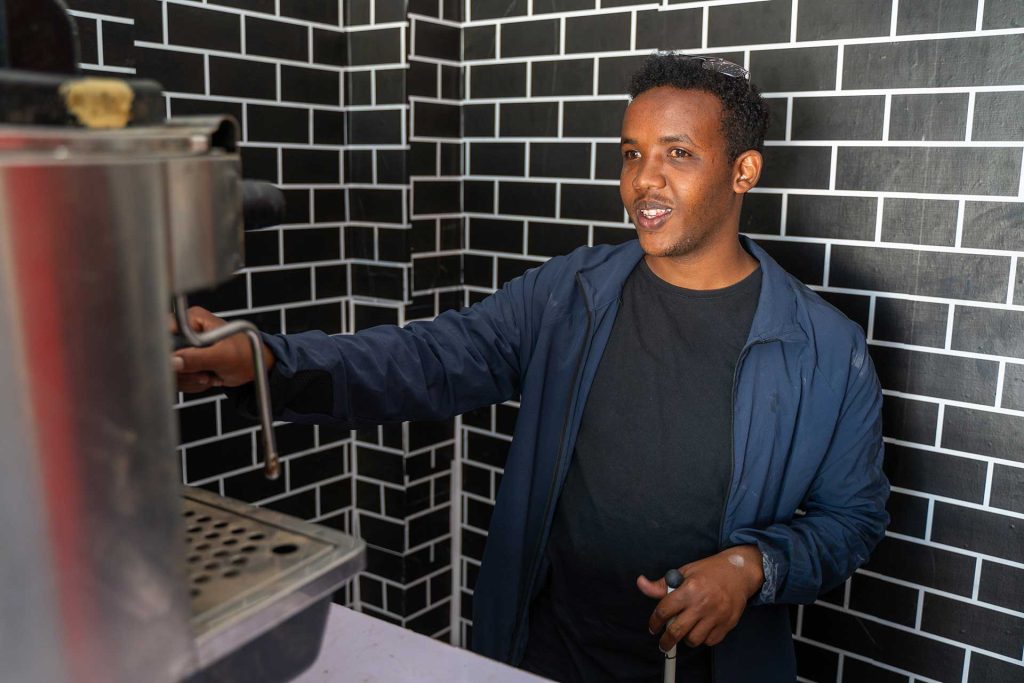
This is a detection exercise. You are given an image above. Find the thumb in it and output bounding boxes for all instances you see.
[636,574,667,599]
[173,345,219,374]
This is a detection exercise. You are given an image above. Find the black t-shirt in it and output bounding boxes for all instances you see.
[521,259,762,683]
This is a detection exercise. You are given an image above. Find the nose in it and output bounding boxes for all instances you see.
[631,155,666,192]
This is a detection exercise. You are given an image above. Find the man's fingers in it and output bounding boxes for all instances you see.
[177,371,223,393]
[704,625,730,648]
[173,346,216,374]
[636,574,667,600]
[681,617,715,648]
[659,610,700,653]
[647,587,689,636]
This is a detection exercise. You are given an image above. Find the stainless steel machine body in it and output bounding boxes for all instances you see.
[0,120,363,682]
[0,124,201,682]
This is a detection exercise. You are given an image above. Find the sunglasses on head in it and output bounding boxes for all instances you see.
[677,55,750,81]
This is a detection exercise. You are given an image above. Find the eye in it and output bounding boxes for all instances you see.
[622,149,640,160]
[668,148,691,159]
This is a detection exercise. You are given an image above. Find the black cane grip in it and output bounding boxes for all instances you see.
[665,569,683,590]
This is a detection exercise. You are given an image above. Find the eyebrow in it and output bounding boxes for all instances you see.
[620,134,698,146]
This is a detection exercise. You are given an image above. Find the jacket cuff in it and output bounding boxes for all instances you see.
[729,530,788,605]
[755,541,785,605]
[225,332,294,420]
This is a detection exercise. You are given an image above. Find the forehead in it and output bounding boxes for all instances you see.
[621,87,724,144]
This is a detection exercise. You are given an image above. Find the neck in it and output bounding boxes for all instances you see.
[644,233,758,290]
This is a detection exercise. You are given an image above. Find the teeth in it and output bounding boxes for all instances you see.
[640,208,670,219]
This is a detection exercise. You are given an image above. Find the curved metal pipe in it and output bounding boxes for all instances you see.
[174,296,279,480]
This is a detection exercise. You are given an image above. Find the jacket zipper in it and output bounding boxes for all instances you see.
[510,274,594,662]
[714,337,771,682]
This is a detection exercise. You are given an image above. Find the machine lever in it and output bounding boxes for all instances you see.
[174,295,280,480]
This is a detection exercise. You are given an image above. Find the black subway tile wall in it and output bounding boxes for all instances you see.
[66,0,1024,675]
[455,1,1024,679]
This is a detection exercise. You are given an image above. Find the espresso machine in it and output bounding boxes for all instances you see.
[0,2,364,681]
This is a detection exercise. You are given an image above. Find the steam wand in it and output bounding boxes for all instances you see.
[174,295,280,480]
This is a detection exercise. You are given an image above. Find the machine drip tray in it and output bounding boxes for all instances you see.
[182,487,365,682]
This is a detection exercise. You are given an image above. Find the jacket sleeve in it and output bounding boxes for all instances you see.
[234,261,554,428]
[729,340,890,605]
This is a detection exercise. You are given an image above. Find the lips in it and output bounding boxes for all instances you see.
[633,199,673,230]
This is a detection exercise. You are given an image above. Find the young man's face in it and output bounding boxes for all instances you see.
[619,86,742,259]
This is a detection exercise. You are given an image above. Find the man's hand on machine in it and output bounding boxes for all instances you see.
[171,306,276,392]
[637,544,764,652]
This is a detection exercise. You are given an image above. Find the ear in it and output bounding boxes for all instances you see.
[732,150,763,194]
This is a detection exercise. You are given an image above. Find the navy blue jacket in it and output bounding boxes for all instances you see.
[260,236,889,682]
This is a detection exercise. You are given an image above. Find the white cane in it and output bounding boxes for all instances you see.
[663,568,684,683]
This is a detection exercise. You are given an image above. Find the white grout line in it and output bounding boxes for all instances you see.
[1007,256,1018,305]
[630,11,637,52]
[784,97,793,140]
[162,0,170,45]
[972,557,985,604]
[924,497,935,540]
[449,415,463,647]
[983,460,995,506]
[976,0,987,31]
[1019,149,1024,198]
[954,199,966,248]
[994,360,1006,407]
[933,403,945,450]
[135,39,398,73]
[835,44,844,90]
[914,588,925,629]
[95,19,106,67]
[822,242,831,285]
[874,196,884,242]
[965,91,976,141]
[828,145,837,190]
[882,93,892,140]
[866,296,877,339]
[701,6,709,49]
[790,0,799,42]
[66,8,134,24]
[80,63,137,75]
[944,303,956,349]
[960,650,972,683]
[890,0,900,36]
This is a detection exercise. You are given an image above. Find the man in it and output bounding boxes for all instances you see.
[174,53,889,682]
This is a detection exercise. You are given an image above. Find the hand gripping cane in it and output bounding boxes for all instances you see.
[663,568,684,683]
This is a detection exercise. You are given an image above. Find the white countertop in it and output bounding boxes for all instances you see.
[293,604,551,683]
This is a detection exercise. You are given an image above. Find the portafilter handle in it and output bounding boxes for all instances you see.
[174,295,280,480]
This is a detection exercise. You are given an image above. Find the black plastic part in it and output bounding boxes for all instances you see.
[184,598,332,683]
[242,180,287,232]
[0,70,165,126]
[4,0,79,73]
[665,569,684,590]
[0,0,9,68]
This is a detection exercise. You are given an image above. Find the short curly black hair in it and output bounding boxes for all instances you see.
[628,52,770,162]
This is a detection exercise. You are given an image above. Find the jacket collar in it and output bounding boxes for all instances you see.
[577,235,804,344]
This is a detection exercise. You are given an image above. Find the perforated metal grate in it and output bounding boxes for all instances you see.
[183,496,326,617]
